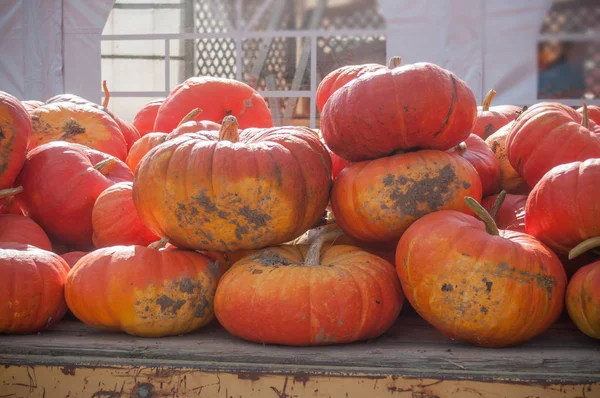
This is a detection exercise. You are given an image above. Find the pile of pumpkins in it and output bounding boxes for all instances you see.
[1,55,599,348]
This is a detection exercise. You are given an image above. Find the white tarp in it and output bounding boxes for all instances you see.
[0,0,114,101]
[380,0,553,106]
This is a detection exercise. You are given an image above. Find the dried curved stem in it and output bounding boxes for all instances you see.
[93,157,119,175]
[0,186,23,199]
[581,102,589,129]
[455,142,467,152]
[177,108,203,126]
[464,197,499,236]
[568,236,600,260]
[219,115,240,143]
[148,237,170,250]
[388,56,402,68]
[102,80,110,108]
[304,227,344,266]
[489,190,507,221]
[481,89,496,111]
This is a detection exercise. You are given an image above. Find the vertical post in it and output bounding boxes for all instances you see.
[182,0,195,80]
[165,39,171,94]
[235,0,243,81]
[310,33,317,129]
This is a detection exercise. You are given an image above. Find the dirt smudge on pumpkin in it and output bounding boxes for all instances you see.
[483,123,495,139]
[192,189,217,213]
[383,164,456,218]
[194,296,210,318]
[480,306,488,314]
[62,119,86,137]
[482,277,493,293]
[441,283,454,292]
[239,205,271,228]
[178,277,198,294]
[0,126,5,140]
[256,250,290,266]
[462,181,471,189]
[155,295,186,315]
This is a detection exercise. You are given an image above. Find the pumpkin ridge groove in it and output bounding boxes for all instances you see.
[432,75,457,138]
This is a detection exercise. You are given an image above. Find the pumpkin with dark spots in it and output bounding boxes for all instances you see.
[133,116,332,252]
[320,62,477,162]
[566,260,600,339]
[214,228,404,346]
[65,241,220,337]
[506,102,600,187]
[331,150,481,243]
[484,121,530,194]
[396,198,567,348]
[472,89,521,140]
[29,102,128,161]
[15,142,133,249]
[0,91,31,190]
[447,134,501,196]
[91,181,159,248]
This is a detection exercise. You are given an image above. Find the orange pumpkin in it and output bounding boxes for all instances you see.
[92,181,159,248]
[154,77,273,132]
[331,150,482,243]
[472,89,521,139]
[485,121,530,194]
[214,228,404,346]
[132,98,164,137]
[396,198,567,347]
[29,102,128,161]
[65,242,221,337]
[321,62,477,161]
[133,116,332,252]
[566,261,600,339]
[1,243,70,334]
[0,91,32,190]
[0,214,52,251]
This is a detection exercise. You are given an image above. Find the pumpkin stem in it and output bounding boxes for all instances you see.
[455,142,467,152]
[481,89,496,111]
[304,227,344,266]
[464,197,500,236]
[102,80,110,108]
[219,115,240,143]
[93,157,119,175]
[489,190,507,221]
[581,102,589,129]
[177,108,203,127]
[0,186,23,199]
[388,56,402,68]
[148,237,170,250]
[568,236,600,260]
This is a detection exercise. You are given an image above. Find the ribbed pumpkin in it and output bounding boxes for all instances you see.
[485,121,530,194]
[566,259,600,339]
[154,77,273,132]
[321,62,477,162]
[331,150,481,243]
[447,134,500,196]
[0,214,52,251]
[214,228,404,346]
[1,243,70,334]
[132,98,164,137]
[526,158,600,254]
[0,91,32,190]
[472,89,521,139]
[133,116,332,252]
[396,198,567,348]
[21,100,44,113]
[29,102,128,161]
[506,103,600,187]
[481,192,526,233]
[92,181,159,248]
[65,242,221,337]
[16,142,133,249]
[316,57,401,113]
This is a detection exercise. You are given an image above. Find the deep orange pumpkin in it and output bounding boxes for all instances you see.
[526,159,600,254]
[214,229,404,346]
[59,251,87,268]
[447,134,500,196]
[0,214,52,251]
[481,192,526,233]
[92,181,159,248]
[315,57,402,113]
[566,259,600,339]
[396,199,567,347]
[132,98,165,137]
[321,62,477,161]
[0,91,32,190]
[472,89,522,139]
[154,77,273,132]
[331,149,482,243]
[133,116,332,252]
[29,102,128,161]
[16,142,133,249]
[485,121,530,194]
[65,242,221,337]
[0,242,70,334]
[506,103,600,187]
